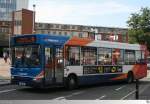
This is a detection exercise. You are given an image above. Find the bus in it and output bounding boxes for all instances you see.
[11,34,147,89]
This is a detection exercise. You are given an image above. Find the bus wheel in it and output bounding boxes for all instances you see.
[67,75,77,90]
[127,72,134,83]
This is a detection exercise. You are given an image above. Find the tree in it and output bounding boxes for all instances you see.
[127,7,150,50]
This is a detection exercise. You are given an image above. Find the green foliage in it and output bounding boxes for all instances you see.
[127,7,150,51]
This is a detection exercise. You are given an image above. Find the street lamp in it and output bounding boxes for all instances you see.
[8,33,11,64]
[33,4,36,34]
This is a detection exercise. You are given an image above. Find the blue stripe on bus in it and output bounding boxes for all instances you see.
[78,74,125,85]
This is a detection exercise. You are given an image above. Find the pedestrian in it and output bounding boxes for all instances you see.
[3,52,8,63]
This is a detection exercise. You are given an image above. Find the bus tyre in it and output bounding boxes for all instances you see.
[127,72,134,83]
[67,75,77,90]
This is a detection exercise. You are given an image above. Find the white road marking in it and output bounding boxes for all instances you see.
[96,95,106,100]
[0,89,16,94]
[53,97,65,100]
[120,90,136,100]
[52,91,84,100]
[65,91,84,98]
[115,86,126,91]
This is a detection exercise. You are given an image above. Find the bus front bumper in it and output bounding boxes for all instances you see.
[11,76,44,88]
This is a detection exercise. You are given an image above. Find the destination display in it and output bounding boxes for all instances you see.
[83,66,122,74]
[15,36,36,44]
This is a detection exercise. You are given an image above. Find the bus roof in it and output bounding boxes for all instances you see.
[88,40,141,50]
[11,34,143,51]
[11,34,70,46]
[66,36,143,51]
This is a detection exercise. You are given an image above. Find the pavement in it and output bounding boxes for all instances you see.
[0,58,11,86]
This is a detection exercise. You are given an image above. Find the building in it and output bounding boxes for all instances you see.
[12,9,34,35]
[0,0,29,21]
[0,0,29,57]
[35,23,128,43]
[0,21,11,45]
[11,9,128,43]
[0,21,11,56]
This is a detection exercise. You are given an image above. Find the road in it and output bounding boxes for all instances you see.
[0,79,150,100]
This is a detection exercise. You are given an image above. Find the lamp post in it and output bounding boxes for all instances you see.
[8,33,11,64]
[8,34,10,55]
[33,4,36,34]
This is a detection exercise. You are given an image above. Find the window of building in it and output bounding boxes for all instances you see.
[71,26,75,29]
[41,30,44,34]
[59,32,62,35]
[78,26,83,31]
[61,25,68,29]
[88,33,95,40]
[98,48,112,65]
[55,24,60,28]
[81,47,97,65]
[64,32,67,35]
[79,33,83,38]
[48,31,50,34]
[124,50,135,64]
[47,24,53,28]
[70,32,74,37]
[14,20,21,26]
[67,46,80,65]
[38,24,42,28]
[53,31,56,34]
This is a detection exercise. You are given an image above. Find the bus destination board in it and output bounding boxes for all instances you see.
[15,36,36,44]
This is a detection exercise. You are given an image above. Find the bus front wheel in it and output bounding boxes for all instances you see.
[67,75,78,90]
[127,72,134,83]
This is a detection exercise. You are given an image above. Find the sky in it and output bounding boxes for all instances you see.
[29,0,150,28]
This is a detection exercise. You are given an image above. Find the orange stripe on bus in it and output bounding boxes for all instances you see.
[111,74,127,80]
[66,36,93,46]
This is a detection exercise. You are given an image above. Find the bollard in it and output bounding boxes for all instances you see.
[135,79,139,99]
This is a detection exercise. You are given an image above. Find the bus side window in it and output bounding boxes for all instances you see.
[112,49,124,65]
[135,51,142,63]
[68,46,80,65]
[124,50,136,65]
[81,47,97,65]
[97,48,111,65]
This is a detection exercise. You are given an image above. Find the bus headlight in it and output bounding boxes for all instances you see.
[64,68,69,71]
[11,76,14,79]
[33,70,44,81]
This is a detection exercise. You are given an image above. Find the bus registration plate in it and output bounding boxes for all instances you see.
[19,82,26,86]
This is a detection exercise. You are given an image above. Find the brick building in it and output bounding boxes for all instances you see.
[35,23,128,43]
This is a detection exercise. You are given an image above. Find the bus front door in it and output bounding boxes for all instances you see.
[44,47,64,85]
[54,47,64,83]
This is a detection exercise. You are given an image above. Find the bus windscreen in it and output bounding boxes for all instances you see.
[12,45,40,68]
